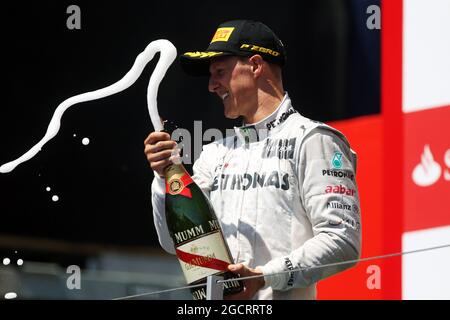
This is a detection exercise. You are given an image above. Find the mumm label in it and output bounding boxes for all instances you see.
[174,220,221,245]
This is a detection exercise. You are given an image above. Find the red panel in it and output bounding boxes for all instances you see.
[318,115,384,299]
[380,0,403,299]
[404,105,450,232]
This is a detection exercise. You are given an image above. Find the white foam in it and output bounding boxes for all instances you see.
[4,292,17,299]
[0,40,177,173]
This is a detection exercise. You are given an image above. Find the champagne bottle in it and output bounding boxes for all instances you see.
[164,162,244,300]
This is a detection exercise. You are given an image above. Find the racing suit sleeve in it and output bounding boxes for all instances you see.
[151,174,176,254]
[151,144,216,254]
[259,128,362,290]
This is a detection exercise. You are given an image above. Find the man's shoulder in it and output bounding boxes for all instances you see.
[287,113,350,147]
[281,111,322,136]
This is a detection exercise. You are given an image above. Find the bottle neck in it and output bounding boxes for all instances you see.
[164,163,188,182]
[164,164,194,197]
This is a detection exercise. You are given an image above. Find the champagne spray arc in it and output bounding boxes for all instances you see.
[0,39,176,173]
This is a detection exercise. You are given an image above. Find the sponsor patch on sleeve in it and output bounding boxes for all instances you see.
[331,152,343,169]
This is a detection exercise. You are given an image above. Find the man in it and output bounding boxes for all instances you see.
[145,20,361,299]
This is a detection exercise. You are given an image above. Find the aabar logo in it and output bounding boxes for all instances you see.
[325,185,356,197]
[412,145,450,187]
[210,27,234,43]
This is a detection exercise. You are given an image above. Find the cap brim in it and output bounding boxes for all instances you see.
[179,51,233,76]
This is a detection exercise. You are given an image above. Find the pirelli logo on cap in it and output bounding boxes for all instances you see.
[240,44,280,57]
[211,27,235,43]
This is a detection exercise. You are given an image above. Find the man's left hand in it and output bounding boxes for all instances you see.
[225,263,265,300]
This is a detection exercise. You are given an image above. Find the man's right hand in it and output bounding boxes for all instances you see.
[144,131,178,177]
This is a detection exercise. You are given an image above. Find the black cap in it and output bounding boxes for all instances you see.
[180,20,286,76]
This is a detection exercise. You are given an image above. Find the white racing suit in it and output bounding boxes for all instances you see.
[151,93,361,299]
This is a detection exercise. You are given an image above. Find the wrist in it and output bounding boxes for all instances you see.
[254,266,266,289]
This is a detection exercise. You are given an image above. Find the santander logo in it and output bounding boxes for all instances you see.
[412,145,450,187]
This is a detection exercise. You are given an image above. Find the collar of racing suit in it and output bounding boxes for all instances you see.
[233,92,298,144]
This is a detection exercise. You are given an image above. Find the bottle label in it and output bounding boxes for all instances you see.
[165,165,193,198]
[175,231,232,284]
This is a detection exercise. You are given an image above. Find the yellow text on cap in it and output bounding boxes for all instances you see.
[210,27,235,43]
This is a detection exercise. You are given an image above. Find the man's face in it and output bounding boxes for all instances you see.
[208,56,257,120]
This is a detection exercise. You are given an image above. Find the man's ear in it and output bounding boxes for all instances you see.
[249,55,264,77]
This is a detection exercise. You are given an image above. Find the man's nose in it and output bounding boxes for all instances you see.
[208,76,219,93]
